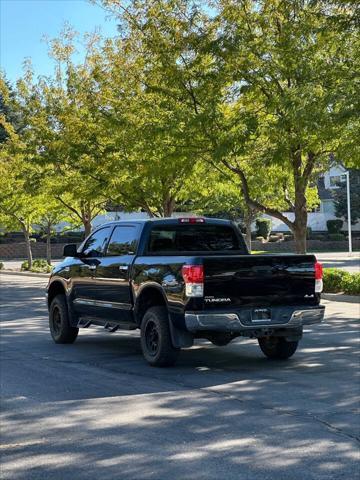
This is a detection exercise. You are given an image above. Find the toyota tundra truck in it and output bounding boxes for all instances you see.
[46,217,325,366]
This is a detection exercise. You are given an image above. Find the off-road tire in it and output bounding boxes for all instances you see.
[49,294,79,344]
[258,336,298,360]
[140,306,180,367]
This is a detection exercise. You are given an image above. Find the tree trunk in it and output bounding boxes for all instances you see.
[46,225,51,265]
[293,226,307,254]
[23,229,33,269]
[163,196,175,217]
[83,219,92,238]
[244,216,252,251]
[292,185,308,254]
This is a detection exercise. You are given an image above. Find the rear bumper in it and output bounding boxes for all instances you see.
[185,305,325,333]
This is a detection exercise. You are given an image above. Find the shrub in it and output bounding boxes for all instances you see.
[21,260,29,271]
[328,233,345,241]
[0,261,3,270]
[256,218,272,239]
[306,227,313,239]
[323,268,359,295]
[21,259,52,273]
[326,219,343,234]
[343,273,360,295]
[322,268,349,293]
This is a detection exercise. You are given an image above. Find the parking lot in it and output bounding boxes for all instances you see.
[0,273,359,480]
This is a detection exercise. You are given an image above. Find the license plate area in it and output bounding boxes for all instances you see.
[252,308,271,322]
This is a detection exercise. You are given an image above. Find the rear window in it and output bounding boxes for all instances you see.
[148,225,246,254]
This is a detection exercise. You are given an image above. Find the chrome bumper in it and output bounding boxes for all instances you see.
[185,306,325,333]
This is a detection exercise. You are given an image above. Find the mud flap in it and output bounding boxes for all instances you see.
[169,319,194,348]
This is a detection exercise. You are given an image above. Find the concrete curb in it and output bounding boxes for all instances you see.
[0,270,50,279]
[322,293,359,304]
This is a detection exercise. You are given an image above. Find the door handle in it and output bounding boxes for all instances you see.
[119,265,128,271]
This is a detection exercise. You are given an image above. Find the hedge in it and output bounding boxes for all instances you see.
[323,268,360,295]
[21,259,53,273]
[256,219,272,239]
[326,219,343,234]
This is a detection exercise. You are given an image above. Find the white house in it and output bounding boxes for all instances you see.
[267,164,359,232]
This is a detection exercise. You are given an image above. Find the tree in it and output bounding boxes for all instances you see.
[105,0,357,252]
[0,149,44,269]
[35,197,68,265]
[334,169,360,224]
[0,76,46,268]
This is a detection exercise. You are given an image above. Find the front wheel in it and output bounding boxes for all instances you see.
[140,306,180,367]
[49,294,79,344]
[258,336,298,360]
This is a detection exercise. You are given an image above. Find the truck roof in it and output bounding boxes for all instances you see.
[98,217,234,229]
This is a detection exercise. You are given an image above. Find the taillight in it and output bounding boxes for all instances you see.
[178,217,205,224]
[315,261,323,293]
[182,265,204,297]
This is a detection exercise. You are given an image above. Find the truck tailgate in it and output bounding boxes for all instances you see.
[203,254,317,308]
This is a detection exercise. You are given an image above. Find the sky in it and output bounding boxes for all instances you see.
[0,0,119,84]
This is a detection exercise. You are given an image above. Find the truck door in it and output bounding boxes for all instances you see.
[93,224,140,323]
[71,226,112,317]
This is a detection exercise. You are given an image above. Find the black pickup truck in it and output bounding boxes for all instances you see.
[47,217,325,366]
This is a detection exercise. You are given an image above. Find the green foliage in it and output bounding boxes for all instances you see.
[323,269,360,295]
[256,219,272,239]
[21,259,52,273]
[326,220,343,234]
[343,273,360,296]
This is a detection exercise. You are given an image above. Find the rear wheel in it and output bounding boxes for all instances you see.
[49,294,79,344]
[258,336,298,360]
[140,306,180,367]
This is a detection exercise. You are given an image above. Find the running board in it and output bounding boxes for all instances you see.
[77,316,137,331]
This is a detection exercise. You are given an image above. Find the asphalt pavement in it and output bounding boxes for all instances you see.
[0,274,359,480]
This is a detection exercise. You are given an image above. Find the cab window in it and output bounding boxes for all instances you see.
[106,226,138,256]
[81,227,112,257]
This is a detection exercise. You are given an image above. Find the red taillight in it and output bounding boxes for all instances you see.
[182,265,204,283]
[315,260,323,293]
[182,265,204,297]
[315,261,323,280]
[178,217,205,224]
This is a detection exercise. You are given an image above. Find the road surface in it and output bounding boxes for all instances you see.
[0,274,359,480]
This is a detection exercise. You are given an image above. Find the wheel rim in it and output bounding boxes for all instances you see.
[145,320,159,356]
[52,306,62,335]
[262,337,279,351]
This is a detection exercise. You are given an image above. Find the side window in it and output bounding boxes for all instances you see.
[81,227,112,257]
[106,226,138,256]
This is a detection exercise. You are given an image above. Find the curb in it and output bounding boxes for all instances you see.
[0,270,50,279]
[322,293,359,304]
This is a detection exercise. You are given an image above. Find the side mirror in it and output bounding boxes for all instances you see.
[63,244,78,257]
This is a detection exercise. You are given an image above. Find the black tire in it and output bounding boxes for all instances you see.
[140,306,180,367]
[49,294,79,344]
[258,336,298,360]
